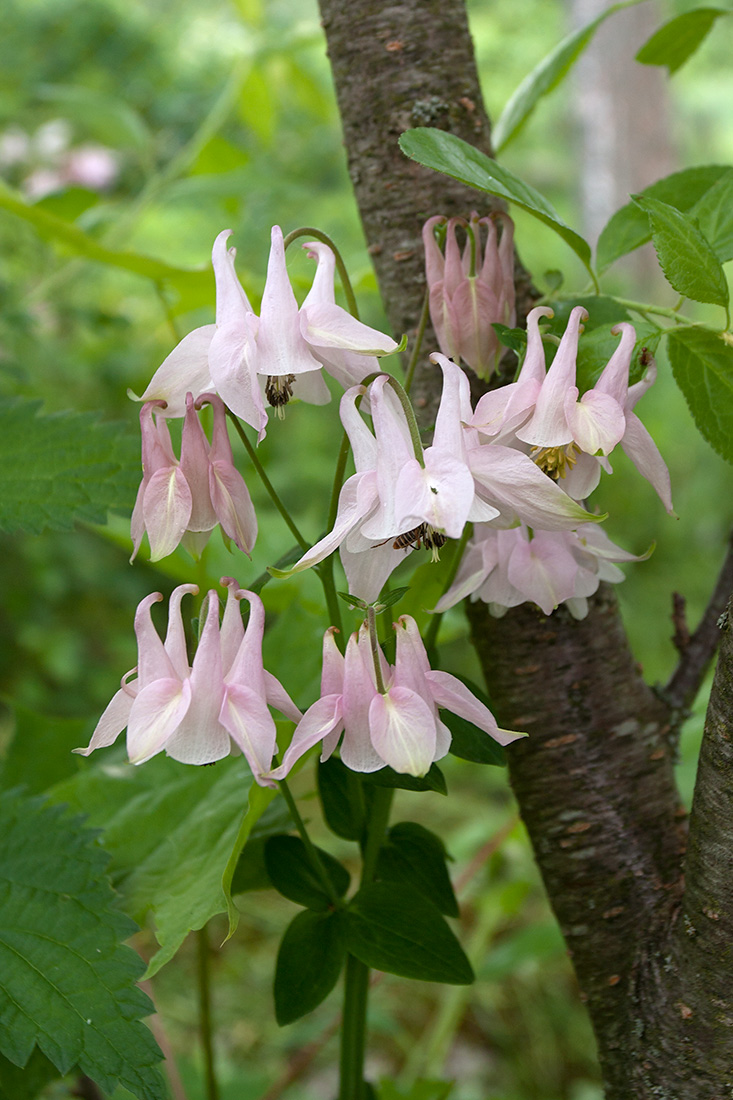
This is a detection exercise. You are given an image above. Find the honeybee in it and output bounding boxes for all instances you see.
[376,523,448,552]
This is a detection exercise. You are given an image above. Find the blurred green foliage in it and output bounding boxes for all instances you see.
[0,0,732,1098]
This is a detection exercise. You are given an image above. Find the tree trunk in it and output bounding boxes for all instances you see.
[318,0,733,1095]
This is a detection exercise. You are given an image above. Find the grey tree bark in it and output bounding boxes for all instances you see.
[318,0,733,1096]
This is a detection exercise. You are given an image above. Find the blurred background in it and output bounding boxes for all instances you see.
[0,0,731,1097]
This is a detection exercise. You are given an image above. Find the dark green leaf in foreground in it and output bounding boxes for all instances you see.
[0,790,164,1099]
[363,762,447,795]
[631,194,729,308]
[635,8,729,74]
[442,673,507,766]
[597,165,730,271]
[399,129,592,274]
[274,910,346,1025]
[667,327,733,463]
[493,0,640,151]
[318,756,369,841]
[264,835,350,911]
[0,398,139,534]
[377,822,458,918]
[690,168,733,263]
[346,881,473,984]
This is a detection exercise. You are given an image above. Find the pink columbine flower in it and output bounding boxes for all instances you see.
[423,211,516,379]
[269,616,524,780]
[471,306,673,511]
[130,392,257,562]
[75,580,301,782]
[134,228,398,441]
[434,523,652,620]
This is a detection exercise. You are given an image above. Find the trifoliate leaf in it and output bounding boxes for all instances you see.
[0,398,139,534]
[0,790,164,1099]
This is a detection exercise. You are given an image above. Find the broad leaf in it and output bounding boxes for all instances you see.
[0,701,87,794]
[631,194,729,308]
[346,882,473,984]
[50,756,254,977]
[264,835,350,911]
[318,756,369,841]
[377,822,458,918]
[274,910,346,1025]
[378,1080,454,1100]
[691,168,733,263]
[597,165,730,270]
[635,8,729,74]
[0,791,164,1099]
[0,1048,60,1100]
[493,0,642,151]
[221,786,284,936]
[667,327,733,463]
[363,763,447,795]
[0,399,139,534]
[399,129,592,275]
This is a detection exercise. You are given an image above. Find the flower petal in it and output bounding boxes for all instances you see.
[127,677,192,764]
[424,669,525,746]
[368,686,437,776]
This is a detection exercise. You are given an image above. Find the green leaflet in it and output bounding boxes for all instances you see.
[398,129,593,280]
[0,398,139,534]
[635,7,729,74]
[0,791,165,1100]
[667,327,733,464]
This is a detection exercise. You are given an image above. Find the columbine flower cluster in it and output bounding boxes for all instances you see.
[81,215,672,782]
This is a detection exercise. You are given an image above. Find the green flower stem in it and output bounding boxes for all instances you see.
[282,226,361,319]
[226,412,310,552]
[196,925,219,1100]
[278,777,341,907]
[423,524,472,657]
[339,784,394,1100]
[367,606,387,694]
[403,289,430,395]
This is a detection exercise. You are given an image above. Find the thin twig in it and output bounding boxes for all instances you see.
[663,530,733,718]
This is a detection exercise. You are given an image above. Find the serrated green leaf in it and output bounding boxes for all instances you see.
[0,791,165,1099]
[49,756,254,977]
[345,882,473,984]
[667,327,733,462]
[597,165,730,270]
[635,8,728,74]
[493,0,641,151]
[363,763,447,795]
[690,168,733,263]
[318,756,369,841]
[274,910,345,1025]
[264,835,350,911]
[0,399,139,534]
[399,129,592,277]
[0,701,87,795]
[377,822,458,918]
[631,194,729,308]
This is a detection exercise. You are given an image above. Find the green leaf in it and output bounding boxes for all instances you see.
[49,756,254,978]
[377,823,458,918]
[667,327,733,463]
[318,757,368,841]
[0,1048,60,1100]
[0,399,139,534]
[597,165,730,270]
[0,701,87,795]
[37,84,152,155]
[363,763,447,795]
[376,586,412,610]
[635,8,729,74]
[631,194,729,308]
[399,129,592,276]
[0,180,211,297]
[0,790,165,1099]
[491,323,526,355]
[345,882,473,984]
[493,0,641,151]
[690,168,733,263]
[543,307,663,392]
[264,835,350,911]
[274,910,345,1025]
[221,785,282,937]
